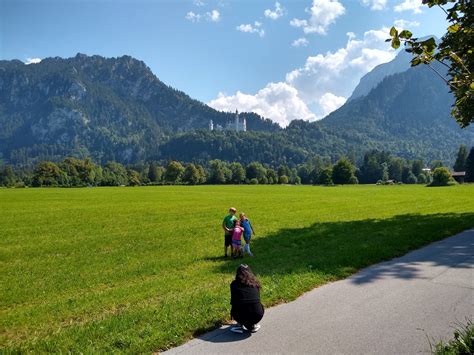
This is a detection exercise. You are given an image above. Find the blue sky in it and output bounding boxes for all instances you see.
[2,0,448,126]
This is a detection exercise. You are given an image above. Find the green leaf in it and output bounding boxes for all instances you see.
[421,37,437,54]
[411,58,421,66]
[389,26,397,37]
[448,24,459,33]
[391,37,400,49]
[399,30,412,39]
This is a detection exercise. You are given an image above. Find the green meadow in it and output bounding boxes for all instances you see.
[1,185,473,352]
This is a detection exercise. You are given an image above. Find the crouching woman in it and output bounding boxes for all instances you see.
[230,264,264,333]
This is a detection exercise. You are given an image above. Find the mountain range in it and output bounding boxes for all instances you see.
[0,52,472,167]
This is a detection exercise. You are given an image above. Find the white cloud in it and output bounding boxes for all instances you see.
[264,2,284,20]
[286,28,395,114]
[185,9,220,22]
[290,18,308,28]
[394,0,424,14]
[360,0,387,10]
[346,31,356,40]
[193,0,205,6]
[292,37,309,47]
[236,21,265,37]
[319,92,346,116]
[290,0,345,35]
[394,18,420,28]
[25,58,41,65]
[207,9,220,22]
[185,11,201,22]
[208,82,316,127]
[209,27,396,125]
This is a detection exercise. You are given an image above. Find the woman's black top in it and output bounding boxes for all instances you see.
[230,280,261,306]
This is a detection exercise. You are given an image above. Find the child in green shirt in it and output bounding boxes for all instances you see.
[222,207,237,257]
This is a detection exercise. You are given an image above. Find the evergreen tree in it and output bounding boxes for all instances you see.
[401,165,412,183]
[453,145,468,172]
[309,168,320,184]
[388,157,404,182]
[412,159,424,177]
[0,165,16,187]
[465,147,474,182]
[359,151,384,183]
[381,162,389,182]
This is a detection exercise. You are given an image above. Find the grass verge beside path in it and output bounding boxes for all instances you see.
[0,185,473,352]
[434,320,474,354]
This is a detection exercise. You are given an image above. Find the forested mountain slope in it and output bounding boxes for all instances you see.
[0,53,471,167]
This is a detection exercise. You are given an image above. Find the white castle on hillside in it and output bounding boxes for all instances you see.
[209,109,247,132]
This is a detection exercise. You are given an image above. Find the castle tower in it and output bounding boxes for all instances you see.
[209,119,214,131]
[235,109,239,131]
[242,117,247,132]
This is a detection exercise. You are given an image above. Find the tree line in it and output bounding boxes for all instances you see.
[1,146,473,188]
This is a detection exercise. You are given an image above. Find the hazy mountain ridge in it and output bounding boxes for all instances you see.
[348,50,412,101]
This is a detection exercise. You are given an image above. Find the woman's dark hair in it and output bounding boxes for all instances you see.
[236,264,261,288]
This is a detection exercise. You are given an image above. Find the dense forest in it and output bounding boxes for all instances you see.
[2,146,473,188]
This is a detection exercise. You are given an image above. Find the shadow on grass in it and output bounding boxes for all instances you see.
[209,213,474,285]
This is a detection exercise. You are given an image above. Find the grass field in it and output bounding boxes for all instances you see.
[1,185,474,352]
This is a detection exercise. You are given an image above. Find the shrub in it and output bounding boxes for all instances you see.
[249,178,259,185]
[279,175,289,184]
[430,167,454,187]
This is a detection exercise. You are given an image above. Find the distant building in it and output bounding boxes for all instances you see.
[422,168,432,174]
[451,171,466,184]
[209,109,247,132]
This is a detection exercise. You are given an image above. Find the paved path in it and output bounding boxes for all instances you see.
[166,229,474,354]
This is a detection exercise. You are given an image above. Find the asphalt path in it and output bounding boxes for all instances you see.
[166,229,474,354]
